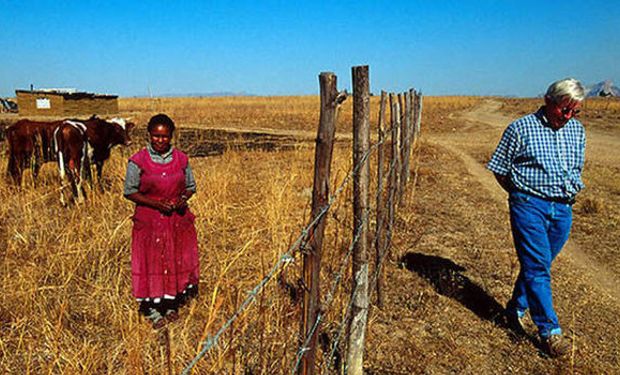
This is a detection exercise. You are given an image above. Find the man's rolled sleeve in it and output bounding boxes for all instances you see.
[487,123,520,176]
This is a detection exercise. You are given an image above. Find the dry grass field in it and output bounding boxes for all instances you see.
[1,94,619,374]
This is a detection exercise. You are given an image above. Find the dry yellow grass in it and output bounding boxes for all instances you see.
[2,95,618,373]
[498,96,620,131]
[1,93,407,373]
[120,96,323,133]
[1,145,359,373]
[119,95,482,133]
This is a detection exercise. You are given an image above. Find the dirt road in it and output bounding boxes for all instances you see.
[429,100,620,301]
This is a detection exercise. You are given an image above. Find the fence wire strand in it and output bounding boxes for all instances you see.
[321,104,421,373]
[291,208,371,374]
[182,131,381,374]
[293,118,412,373]
[182,92,422,375]
[320,143,401,374]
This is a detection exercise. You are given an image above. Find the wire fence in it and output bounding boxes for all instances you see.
[322,151,422,374]
[181,69,422,374]
[181,134,386,375]
[292,207,371,374]
[318,106,421,373]
[320,144,401,373]
[293,114,411,373]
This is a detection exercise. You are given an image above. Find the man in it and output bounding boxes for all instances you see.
[487,78,586,357]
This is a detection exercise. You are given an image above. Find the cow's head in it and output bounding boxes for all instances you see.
[108,118,134,146]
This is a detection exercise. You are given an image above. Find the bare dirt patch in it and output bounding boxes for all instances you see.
[365,136,620,373]
[371,99,620,373]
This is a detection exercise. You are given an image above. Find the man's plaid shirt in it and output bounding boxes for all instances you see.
[487,107,585,200]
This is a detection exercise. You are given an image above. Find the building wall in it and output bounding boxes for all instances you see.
[16,92,119,117]
[63,97,119,116]
[16,92,66,116]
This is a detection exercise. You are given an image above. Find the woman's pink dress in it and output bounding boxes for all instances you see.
[129,148,199,299]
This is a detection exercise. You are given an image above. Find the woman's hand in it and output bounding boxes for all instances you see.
[125,192,191,215]
[125,192,175,215]
[155,199,175,215]
[172,191,193,213]
[172,194,189,213]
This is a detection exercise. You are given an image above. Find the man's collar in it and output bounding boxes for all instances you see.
[535,106,554,129]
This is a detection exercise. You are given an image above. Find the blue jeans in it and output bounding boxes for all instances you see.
[507,191,572,338]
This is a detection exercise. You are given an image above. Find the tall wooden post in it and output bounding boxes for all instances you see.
[347,65,370,375]
[408,88,415,148]
[398,92,405,132]
[374,91,387,307]
[385,94,399,256]
[414,91,422,140]
[399,91,410,203]
[393,94,402,205]
[299,72,343,375]
[405,89,415,184]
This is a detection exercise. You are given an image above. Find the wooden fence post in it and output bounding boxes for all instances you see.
[394,94,402,205]
[374,91,387,307]
[414,91,422,141]
[299,72,343,375]
[407,89,416,181]
[347,65,370,375]
[399,91,410,204]
[398,93,405,133]
[385,93,399,257]
[408,88,415,149]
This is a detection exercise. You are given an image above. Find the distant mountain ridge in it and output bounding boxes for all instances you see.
[585,80,620,97]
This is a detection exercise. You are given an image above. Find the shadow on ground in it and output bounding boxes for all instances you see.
[400,252,511,330]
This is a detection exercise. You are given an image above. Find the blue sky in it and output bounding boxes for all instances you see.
[1,1,618,97]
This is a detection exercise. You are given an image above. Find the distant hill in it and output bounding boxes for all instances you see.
[586,80,620,97]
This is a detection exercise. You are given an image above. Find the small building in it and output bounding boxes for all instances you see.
[15,89,119,117]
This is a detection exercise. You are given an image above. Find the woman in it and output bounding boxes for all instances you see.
[124,113,199,329]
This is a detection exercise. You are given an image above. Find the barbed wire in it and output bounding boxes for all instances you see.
[182,130,383,374]
[182,93,422,374]
[319,144,401,374]
[320,111,422,373]
[291,208,371,374]
[181,200,332,374]
[293,120,413,373]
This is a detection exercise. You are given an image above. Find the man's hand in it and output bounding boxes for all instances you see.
[494,173,513,193]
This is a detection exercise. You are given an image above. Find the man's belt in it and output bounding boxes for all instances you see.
[513,189,576,205]
[546,195,576,205]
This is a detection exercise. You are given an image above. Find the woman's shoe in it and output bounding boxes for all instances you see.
[165,309,179,323]
[146,308,166,330]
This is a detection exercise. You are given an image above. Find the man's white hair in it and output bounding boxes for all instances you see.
[545,78,585,102]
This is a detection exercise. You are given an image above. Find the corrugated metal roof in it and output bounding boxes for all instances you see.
[15,89,118,99]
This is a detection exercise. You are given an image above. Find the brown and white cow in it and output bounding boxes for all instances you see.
[6,119,63,185]
[53,120,90,204]
[6,116,134,194]
[79,115,134,190]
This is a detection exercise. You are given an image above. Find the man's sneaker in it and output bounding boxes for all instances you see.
[541,334,571,358]
[505,309,527,337]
